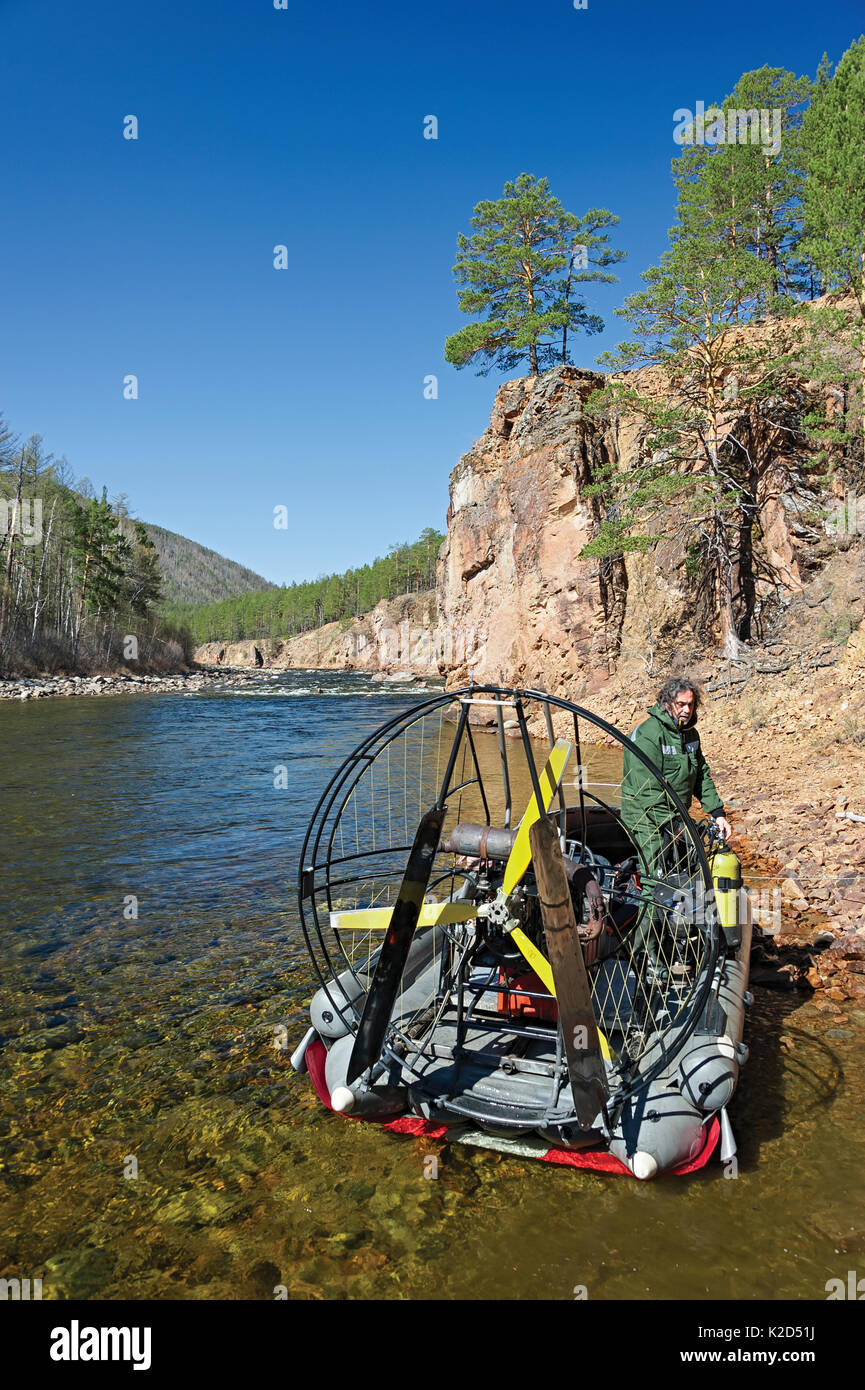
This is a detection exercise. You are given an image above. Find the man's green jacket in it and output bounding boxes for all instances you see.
[620,702,724,836]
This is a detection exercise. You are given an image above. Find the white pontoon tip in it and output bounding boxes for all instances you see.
[331,1086,356,1114]
[719,1106,737,1163]
[632,1151,659,1181]
[289,1026,317,1074]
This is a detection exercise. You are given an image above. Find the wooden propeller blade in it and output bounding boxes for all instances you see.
[529,815,610,1131]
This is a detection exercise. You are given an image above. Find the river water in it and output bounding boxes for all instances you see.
[1,671,862,1300]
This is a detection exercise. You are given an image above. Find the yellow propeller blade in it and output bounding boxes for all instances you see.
[509,925,556,992]
[499,737,615,1061]
[502,739,572,895]
[331,901,478,932]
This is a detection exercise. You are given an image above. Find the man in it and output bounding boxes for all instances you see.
[621,677,731,847]
[620,677,731,986]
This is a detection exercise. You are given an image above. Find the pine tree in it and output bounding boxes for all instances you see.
[800,38,865,464]
[445,173,623,376]
[589,188,784,656]
[124,522,163,617]
[673,67,811,306]
[68,489,132,653]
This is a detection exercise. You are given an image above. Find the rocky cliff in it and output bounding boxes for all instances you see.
[437,368,617,696]
[194,591,441,678]
[436,351,832,698]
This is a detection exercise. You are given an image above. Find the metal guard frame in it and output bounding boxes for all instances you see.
[297,684,721,1116]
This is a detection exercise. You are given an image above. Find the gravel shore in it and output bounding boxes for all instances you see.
[0,668,269,701]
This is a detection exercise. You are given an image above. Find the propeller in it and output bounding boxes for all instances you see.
[491,738,615,1064]
[345,805,445,1086]
[529,814,611,1129]
[331,738,570,940]
[501,739,572,896]
[331,901,477,932]
[342,728,614,1096]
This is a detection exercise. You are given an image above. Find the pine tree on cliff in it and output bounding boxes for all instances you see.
[799,38,865,465]
[672,66,811,306]
[586,188,786,658]
[444,173,624,376]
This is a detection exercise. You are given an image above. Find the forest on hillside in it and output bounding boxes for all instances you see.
[0,435,269,673]
[0,427,442,669]
[164,529,445,645]
[0,430,189,673]
[145,524,274,606]
[0,414,443,670]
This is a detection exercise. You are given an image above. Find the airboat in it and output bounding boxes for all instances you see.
[292,686,752,1179]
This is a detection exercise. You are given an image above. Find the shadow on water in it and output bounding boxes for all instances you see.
[0,673,863,1300]
[734,987,844,1171]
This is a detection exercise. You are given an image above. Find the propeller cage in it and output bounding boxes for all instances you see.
[298,686,721,1123]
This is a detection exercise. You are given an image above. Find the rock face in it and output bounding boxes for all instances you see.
[844,623,865,671]
[437,368,621,696]
[193,641,264,667]
[193,593,441,677]
[437,354,836,695]
[195,325,837,696]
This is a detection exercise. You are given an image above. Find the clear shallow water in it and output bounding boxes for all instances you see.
[0,672,863,1300]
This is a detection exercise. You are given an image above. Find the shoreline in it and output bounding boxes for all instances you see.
[0,668,256,701]
[0,667,443,701]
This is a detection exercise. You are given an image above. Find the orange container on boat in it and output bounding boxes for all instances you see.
[497,967,558,1024]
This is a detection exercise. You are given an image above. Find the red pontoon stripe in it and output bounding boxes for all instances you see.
[540,1116,720,1175]
[304,1039,721,1175]
[305,1038,334,1109]
[541,1147,633,1173]
[672,1115,721,1174]
[305,1041,448,1137]
[384,1116,450,1138]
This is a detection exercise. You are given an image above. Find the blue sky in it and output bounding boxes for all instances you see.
[1,0,861,586]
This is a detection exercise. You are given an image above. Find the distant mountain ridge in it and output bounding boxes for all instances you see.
[143,523,275,606]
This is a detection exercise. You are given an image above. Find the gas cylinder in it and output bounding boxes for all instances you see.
[710,846,742,947]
